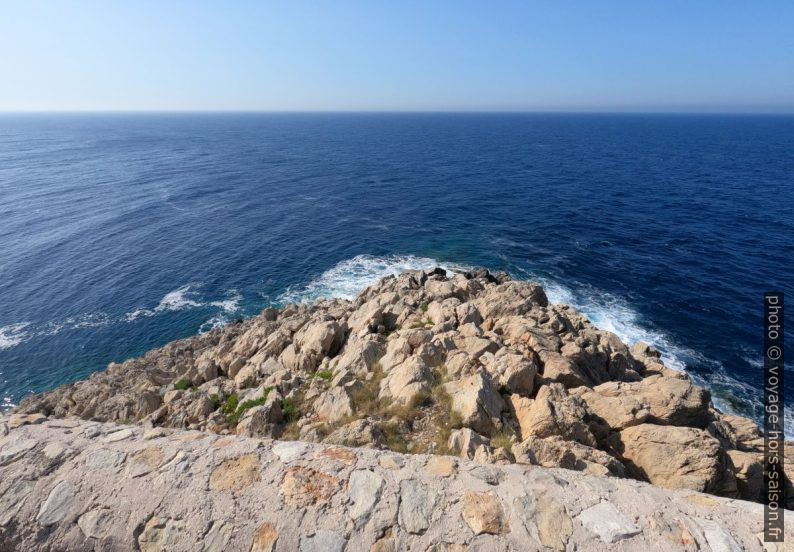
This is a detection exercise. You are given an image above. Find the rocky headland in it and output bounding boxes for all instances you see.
[3,267,791,550]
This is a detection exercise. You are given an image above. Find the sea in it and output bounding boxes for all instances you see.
[0,113,791,435]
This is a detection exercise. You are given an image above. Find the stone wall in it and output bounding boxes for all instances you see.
[1,416,788,551]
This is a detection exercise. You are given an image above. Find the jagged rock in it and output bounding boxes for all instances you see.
[312,386,353,423]
[708,413,764,452]
[611,424,737,495]
[538,351,591,388]
[573,375,710,431]
[727,450,763,502]
[484,348,537,396]
[513,435,625,477]
[325,418,384,447]
[11,267,782,512]
[7,413,46,429]
[509,384,597,447]
[448,428,490,459]
[379,356,432,406]
[236,402,282,437]
[444,373,504,436]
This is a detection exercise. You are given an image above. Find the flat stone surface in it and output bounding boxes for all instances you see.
[462,491,509,535]
[272,441,309,463]
[300,530,346,552]
[84,448,127,469]
[0,438,38,465]
[577,501,641,543]
[36,480,75,526]
[398,479,437,534]
[348,469,383,521]
[0,418,789,552]
[77,508,113,539]
[102,428,135,443]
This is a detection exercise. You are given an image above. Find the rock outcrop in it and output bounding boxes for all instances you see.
[15,267,791,513]
[1,417,789,551]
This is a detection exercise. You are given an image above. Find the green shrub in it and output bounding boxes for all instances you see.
[225,387,275,425]
[174,378,193,391]
[279,398,298,422]
[314,369,333,381]
[419,303,429,312]
[222,393,239,415]
[209,394,221,410]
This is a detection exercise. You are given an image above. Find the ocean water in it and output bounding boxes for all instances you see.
[1,113,792,434]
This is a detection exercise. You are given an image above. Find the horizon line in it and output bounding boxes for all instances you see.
[1,109,794,116]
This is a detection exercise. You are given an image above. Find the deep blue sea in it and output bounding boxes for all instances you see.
[1,113,792,434]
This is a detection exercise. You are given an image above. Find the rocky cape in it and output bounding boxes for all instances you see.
[6,267,792,549]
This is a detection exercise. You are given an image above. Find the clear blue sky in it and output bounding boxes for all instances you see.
[2,1,793,112]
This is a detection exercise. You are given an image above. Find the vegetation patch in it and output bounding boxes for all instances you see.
[313,369,334,381]
[174,378,193,391]
[224,387,275,425]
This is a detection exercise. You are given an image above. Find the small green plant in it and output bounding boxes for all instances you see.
[314,369,333,381]
[419,303,429,312]
[279,398,298,422]
[209,394,221,410]
[224,387,275,425]
[222,393,239,414]
[174,378,193,391]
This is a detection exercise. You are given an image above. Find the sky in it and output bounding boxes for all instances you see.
[1,1,793,112]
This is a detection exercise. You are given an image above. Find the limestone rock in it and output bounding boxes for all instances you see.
[612,424,736,495]
[461,491,509,535]
[250,522,278,552]
[209,454,260,494]
[77,508,113,539]
[485,348,537,396]
[138,517,186,552]
[513,435,625,477]
[444,373,504,436]
[300,530,347,552]
[348,470,384,522]
[281,466,340,507]
[36,480,75,526]
[379,356,432,406]
[573,375,710,430]
[398,479,437,534]
[577,501,641,543]
[509,384,596,446]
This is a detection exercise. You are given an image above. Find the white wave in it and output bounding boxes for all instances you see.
[209,290,243,313]
[199,316,229,334]
[277,254,470,304]
[125,285,203,321]
[0,322,31,350]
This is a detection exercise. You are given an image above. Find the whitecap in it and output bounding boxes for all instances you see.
[208,290,242,313]
[154,285,202,313]
[277,254,470,304]
[0,322,31,350]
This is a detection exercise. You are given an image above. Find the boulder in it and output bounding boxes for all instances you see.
[448,428,490,459]
[572,375,711,431]
[485,348,537,396]
[611,424,737,496]
[379,356,432,406]
[513,435,626,477]
[508,384,597,447]
[444,373,504,436]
